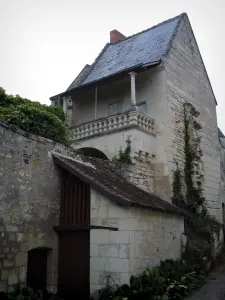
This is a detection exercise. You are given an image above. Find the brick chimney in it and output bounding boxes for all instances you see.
[110,29,126,44]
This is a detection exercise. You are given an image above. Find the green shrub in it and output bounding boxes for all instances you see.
[112,138,132,165]
[99,259,205,300]
[1,285,59,300]
[0,87,70,145]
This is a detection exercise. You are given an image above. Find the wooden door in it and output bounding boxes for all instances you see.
[57,171,90,300]
[26,249,48,290]
[58,231,90,300]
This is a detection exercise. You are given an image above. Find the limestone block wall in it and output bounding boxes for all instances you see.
[126,155,154,193]
[0,122,75,292]
[90,189,184,295]
[164,15,222,221]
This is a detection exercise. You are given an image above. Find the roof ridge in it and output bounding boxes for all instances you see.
[67,64,91,91]
[80,43,110,85]
[163,13,185,57]
[111,12,186,46]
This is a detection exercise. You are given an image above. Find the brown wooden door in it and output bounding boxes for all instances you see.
[58,231,90,300]
[26,249,48,290]
[57,171,90,300]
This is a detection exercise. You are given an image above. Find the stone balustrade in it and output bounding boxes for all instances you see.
[71,110,156,141]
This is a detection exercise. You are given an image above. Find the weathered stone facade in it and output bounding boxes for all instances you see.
[65,15,224,222]
[0,122,185,295]
[164,15,222,221]
[90,189,184,294]
[0,122,75,292]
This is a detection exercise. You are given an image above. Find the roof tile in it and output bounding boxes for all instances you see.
[81,14,182,85]
[53,153,185,216]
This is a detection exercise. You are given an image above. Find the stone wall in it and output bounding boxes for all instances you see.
[126,153,155,193]
[101,153,155,194]
[0,122,75,292]
[90,189,184,295]
[164,15,222,221]
[74,128,156,194]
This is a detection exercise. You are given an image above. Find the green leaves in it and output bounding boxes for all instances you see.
[0,87,70,146]
[3,285,59,300]
[112,138,132,165]
[99,259,205,300]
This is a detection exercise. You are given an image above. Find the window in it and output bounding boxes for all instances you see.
[137,102,147,113]
[27,248,49,290]
[109,102,122,115]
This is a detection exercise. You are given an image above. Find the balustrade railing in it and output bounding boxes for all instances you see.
[71,110,156,141]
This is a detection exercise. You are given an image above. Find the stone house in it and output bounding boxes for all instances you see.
[50,12,223,222]
[0,122,184,298]
[0,11,224,300]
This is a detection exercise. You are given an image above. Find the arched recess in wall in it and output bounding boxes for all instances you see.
[26,247,51,290]
[78,147,108,160]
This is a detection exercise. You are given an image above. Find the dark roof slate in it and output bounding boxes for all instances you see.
[67,64,92,91]
[75,14,183,86]
[53,153,184,216]
[218,128,224,138]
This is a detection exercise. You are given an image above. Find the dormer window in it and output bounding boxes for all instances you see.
[109,102,122,116]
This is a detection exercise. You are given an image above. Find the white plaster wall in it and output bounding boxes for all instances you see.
[90,189,184,295]
[164,15,222,221]
[74,128,156,160]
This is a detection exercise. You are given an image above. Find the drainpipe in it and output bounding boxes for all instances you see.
[129,71,137,107]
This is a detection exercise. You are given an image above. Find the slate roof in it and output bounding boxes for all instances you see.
[53,153,184,216]
[67,64,92,91]
[66,14,183,90]
[218,128,224,138]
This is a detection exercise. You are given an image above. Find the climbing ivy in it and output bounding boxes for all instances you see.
[112,138,132,165]
[172,102,221,244]
[172,162,185,208]
[183,103,205,214]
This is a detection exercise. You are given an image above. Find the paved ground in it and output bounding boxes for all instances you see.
[187,272,225,300]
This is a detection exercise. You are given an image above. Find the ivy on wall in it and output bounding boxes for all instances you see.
[0,87,71,146]
[112,138,132,165]
[172,102,221,264]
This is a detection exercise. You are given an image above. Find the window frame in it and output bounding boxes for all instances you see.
[108,102,123,116]
[137,101,147,114]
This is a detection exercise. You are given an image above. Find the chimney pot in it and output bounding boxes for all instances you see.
[110,29,126,44]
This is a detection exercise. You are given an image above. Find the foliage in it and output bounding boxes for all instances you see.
[0,87,70,145]
[172,162,185,208]
[0,285,59,300]
[112,138,132,165]
[171,102,221,265]
[183,105,204,214]
[99,259,205,300]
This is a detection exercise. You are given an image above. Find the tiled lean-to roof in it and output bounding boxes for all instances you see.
[67,14,183,91]
[53,153,184,216]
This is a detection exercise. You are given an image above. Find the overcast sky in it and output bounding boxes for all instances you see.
[0,0,224,131]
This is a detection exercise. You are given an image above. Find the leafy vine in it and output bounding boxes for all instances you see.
[112,137,132,165]
[172,102,221,242]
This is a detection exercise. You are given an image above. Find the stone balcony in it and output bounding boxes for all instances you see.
[71,110,156,141]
